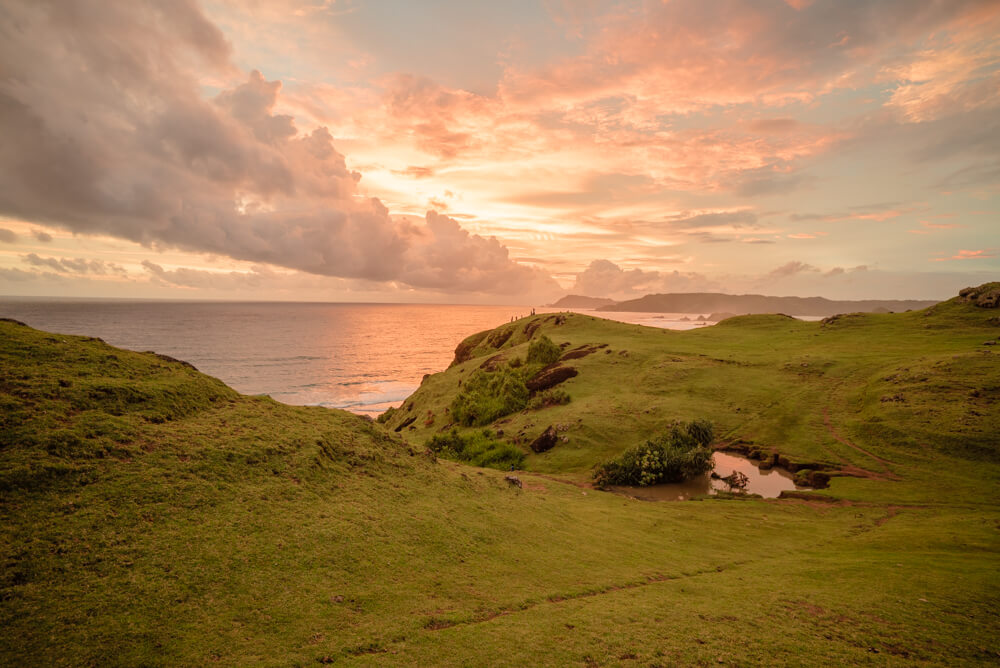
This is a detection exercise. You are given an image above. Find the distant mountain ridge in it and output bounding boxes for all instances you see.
[548,294,617,308]
[596,292,938,316]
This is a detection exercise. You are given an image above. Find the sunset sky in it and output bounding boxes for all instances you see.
[0,0,997,303]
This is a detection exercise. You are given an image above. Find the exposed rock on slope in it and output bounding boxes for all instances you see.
[959,283,1000,308]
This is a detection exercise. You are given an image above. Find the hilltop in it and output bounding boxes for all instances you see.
[597,292,937,316]
[2,285,1000,665]
[387,285,999,495]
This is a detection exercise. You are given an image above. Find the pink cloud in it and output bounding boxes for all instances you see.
[931,249,996,261]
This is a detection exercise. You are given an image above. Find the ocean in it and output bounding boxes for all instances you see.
[0,299,712,415]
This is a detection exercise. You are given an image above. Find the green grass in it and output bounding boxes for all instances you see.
[428,428,525,469]
[2,287,999,666]
[389,293,1000,501]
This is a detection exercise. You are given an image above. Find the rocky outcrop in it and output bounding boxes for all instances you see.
[526,364,578,392]
[504,475,522,488]
[487,328,514,348]
[393,416,416,432]
[529,426,559,453]
[560,343,608,361]
[450,331,490,367]
[959,283,1000,308]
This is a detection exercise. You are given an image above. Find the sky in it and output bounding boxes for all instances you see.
[0,0,997,303]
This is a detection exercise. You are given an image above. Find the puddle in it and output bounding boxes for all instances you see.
[608,452,806,501]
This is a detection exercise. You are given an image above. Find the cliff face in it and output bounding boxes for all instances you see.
[597,292,938,316]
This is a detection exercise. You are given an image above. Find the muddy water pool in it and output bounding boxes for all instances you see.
[609,452,805,501]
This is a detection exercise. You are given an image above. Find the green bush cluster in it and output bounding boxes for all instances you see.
[427,428,525,470]
[449,366,530,426]
[526,335,561,365]
[593,420,715,487]
[527,388,571,410]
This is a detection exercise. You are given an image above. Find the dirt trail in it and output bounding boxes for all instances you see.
[822,408,901,480]
[520,471,594,490]
[416,498,909,636]
[423,559,752,632]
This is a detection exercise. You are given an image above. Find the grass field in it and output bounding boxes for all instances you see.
[1,286,998,665]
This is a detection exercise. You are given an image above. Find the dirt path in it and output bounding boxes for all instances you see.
[423,559,753,632]
[822,408,901,480]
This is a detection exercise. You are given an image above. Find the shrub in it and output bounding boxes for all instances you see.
[593,420,714,487]
[526,335,561,365]
[376,406,396,424]
[449,366,529,426]
[527,388,571,410]
[427,428,525,470]
[686,418,714,446]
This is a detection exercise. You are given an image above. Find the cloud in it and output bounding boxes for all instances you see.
[764,261,820,280]
[747,119,801,134]
[0,1,559,299]
[790,202,916,224]
[824,265,866,277]
[501,1,994,116]
[394,166,436,179]
[22,253,127,276]
[931,249,996,262]
[666,210,758,230]
[0,228,15,243]
[142,261,274,289]
[571,259,717,299]
[0,267,57,282]
[31,229,53,242]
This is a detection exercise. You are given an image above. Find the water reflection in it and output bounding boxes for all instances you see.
[0,300,531,415]
[608,452,804,501]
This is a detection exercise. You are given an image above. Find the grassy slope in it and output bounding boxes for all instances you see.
[387,295,1000,503]
[1,307,999,666]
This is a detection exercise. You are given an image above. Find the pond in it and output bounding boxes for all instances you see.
[607,451,806,501]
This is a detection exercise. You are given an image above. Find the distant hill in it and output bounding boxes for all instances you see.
[597,292,937,316]
[548,294,618,309]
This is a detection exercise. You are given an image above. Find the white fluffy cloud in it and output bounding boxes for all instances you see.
[0,1,559,299]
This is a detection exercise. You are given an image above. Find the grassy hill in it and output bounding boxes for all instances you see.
[385,286,1000,502]
[2,285,999,665]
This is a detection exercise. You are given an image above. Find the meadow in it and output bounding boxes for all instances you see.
[1,285,998,665]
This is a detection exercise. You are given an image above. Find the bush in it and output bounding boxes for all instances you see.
[527,388,571,410]
[686,418,714,446]
[428,428,525,470]
[376,406,396,424]
[593,420,715,487]
[527,335,561,365]
[450,366,529,426]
